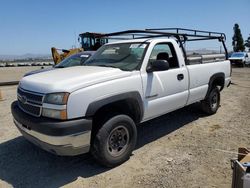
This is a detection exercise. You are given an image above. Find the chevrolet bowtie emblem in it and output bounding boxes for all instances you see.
[20,95,27,104]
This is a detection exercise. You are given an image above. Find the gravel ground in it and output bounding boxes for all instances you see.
[0,66,49,82]
[0,67,249,188]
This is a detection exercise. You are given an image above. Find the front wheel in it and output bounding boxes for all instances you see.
[91,114,137,167]
[201,87,220,115]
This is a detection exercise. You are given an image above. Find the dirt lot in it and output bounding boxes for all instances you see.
[0,66,48,82]
[0,67,249,188]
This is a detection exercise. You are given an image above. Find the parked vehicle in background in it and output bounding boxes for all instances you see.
[11,28,231,167]
[24,51,95,77]
[229,52,250,67]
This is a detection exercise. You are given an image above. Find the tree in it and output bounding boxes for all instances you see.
[232,23,245,52]
[245,34,250,51]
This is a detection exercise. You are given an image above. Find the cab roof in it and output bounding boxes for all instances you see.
[105,38,177,45]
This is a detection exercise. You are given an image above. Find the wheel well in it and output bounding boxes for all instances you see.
[205,73,225,99]
[90,99,142,143]
[212,77,224,91]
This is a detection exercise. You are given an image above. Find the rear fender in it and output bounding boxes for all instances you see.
[205,72,225,98]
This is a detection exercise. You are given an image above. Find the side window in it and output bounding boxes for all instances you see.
[149,43,179,69]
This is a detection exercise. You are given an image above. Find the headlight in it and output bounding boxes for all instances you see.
[43,92,69,105]
[42,108,67,120]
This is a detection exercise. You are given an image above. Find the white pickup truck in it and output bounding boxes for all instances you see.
[11,29,231,167]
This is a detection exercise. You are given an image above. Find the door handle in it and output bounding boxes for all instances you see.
[177,74,184,80]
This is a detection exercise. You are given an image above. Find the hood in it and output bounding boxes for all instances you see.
[19,66,132,93]
[24,67,55,77]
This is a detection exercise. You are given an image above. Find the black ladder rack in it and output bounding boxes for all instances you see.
[145,28,226,41]
[101,28,226,41]
[99,28,228,62]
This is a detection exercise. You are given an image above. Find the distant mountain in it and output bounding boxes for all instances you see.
[0,53,52,60]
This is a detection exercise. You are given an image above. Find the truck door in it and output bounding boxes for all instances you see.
[141,42,189,120]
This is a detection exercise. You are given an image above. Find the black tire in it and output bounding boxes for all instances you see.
[201,87,220,115]
[91,114,137,167]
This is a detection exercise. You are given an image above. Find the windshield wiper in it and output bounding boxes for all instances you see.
[96,64,130,71]
[55,65,65,68]
[95,64,118,68]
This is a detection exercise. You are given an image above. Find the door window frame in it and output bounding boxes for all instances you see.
[147,42,179,70]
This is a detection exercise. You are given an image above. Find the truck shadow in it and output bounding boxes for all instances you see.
[0,103,204,188]
[136,103,204,149]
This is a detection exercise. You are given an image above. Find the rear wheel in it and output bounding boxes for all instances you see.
[91,114,137,167]
[201,87,220,115]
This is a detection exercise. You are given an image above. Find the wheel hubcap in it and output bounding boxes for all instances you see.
[107,125,129,157]
[211,92,218,109]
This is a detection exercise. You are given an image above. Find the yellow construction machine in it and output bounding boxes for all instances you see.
[51,47,83,65]
[51,32,108,64]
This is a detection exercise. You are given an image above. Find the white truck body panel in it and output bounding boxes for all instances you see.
[67,71,143,119]
[186,60,231,104]
[141,67,189,121]
[139,39,189,120]
[19,66,131,93]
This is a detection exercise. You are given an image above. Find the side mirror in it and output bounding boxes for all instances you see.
[146,60,170,73]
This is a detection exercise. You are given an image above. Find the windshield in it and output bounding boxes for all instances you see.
[84,42,148,71]
[55,53,91,68]
[231,53,245,58]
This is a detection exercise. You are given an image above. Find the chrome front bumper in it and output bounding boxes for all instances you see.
[11,101,92,156]
[14,119,91,156]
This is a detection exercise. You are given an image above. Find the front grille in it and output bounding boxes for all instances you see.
[18,87,43,104]
[230,60,242,63]
[17,87,44,117]
[18,99,41,116]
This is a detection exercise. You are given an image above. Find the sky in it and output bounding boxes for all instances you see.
[0,0,249,55]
